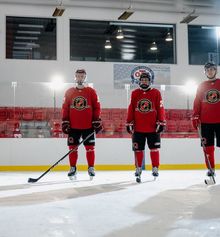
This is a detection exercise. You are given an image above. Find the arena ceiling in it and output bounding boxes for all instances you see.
[0,0,220,16]
[4,0,220,62]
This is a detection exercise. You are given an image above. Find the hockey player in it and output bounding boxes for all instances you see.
[126,72,166,182]
[192,62,220,177]
[62,69,102,179]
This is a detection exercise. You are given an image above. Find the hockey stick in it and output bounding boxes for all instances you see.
[197,127,216,185]
[28,131,96,183]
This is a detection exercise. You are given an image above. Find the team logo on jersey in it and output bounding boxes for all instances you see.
[137,99,152,113]
[72,96,87,110]
[131,66,154,84]
[205,89,220,104]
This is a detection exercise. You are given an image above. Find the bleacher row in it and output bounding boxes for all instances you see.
[0,107,198,138]
[99,108,198,138]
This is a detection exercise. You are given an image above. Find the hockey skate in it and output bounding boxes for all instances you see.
[88,167,95,180]
[204,169,216,185]
[152,167,159,179]
[206,169,215,177]
[135,167,142,183]
[68,166,77,180]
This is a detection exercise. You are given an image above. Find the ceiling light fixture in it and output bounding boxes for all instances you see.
[150,41,158,51]
[116,28,124,39]
[52,7,65,17]
[180,9,198,24]
[165,32,173,41]
[118,1,134,20]
[104,39,112,49]
[52,0,65,17]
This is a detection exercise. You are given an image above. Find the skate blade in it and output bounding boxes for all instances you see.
[69,175,77,181]
[204,177,215,185]
[136,177,141,183]
[89,176,95,181]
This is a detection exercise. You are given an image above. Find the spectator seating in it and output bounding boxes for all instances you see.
[0,107,8,121]
[0,107,198,138]
[8,107,22,120]
[166,120,178,133]
[178,120,191,132]
[22,108,34,121]
[34,108,48,121]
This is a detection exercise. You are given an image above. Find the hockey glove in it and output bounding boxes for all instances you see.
[92,118,103,134]
[156,121,166,133]
[62,121,71,134]
[126,123,134,134]
[191,116,200,130]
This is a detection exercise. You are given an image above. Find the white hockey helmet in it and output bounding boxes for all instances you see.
[204,62,217,80]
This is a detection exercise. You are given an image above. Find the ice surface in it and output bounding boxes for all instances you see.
[0,170,219,237]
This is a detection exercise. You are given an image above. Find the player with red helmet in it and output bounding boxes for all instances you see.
[126,71,166,182]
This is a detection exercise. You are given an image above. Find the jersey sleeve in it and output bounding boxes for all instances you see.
[62,90,70,122]
[156,90,166,122]
[126,91,135,124]
[91,88,101,121]
[193,85,202,118]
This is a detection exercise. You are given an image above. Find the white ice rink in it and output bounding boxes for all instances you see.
[0,170,220,237]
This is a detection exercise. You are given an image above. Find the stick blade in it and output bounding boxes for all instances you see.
[28,177,38,183]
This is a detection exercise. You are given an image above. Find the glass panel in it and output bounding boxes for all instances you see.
[70,20,176,64]
[188,25,219,65]
[0,81,197,138]
[6,16,56,60]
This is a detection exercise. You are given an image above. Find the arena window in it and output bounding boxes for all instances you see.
[70,19,176,64]
[6,16,56,60]
[188,25,220,65]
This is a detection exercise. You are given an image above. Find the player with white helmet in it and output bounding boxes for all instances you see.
[62,68,102,180]
[192,62,220,182]
[75,69,87,88]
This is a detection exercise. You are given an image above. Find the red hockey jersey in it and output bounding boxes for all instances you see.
[127,88,165,132]
[62,86,101,129]
[193,79,220,123]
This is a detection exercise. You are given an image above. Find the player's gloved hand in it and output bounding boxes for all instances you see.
[156,121,166,133]
[62,121,71,134]
[92,118,103,134]
[126,123,134,134]
[191,116,200,130]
